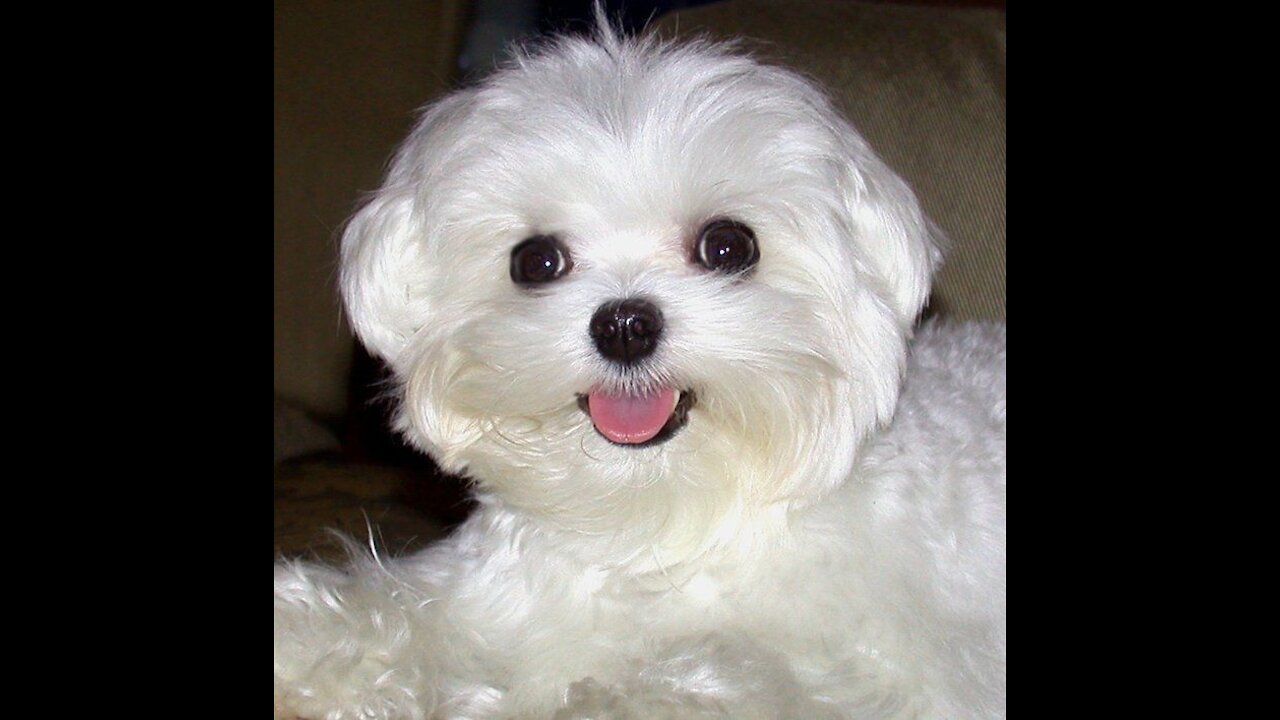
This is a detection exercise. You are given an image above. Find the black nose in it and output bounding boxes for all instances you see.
[590,298,664,365]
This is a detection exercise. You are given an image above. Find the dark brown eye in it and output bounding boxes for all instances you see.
[510,235,571,285]
[694,219,759,274]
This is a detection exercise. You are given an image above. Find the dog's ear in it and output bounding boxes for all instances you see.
[340,187,423,364]
[340,185,482,470]
[839,132,943,327]
[339,92,476,365]
[339,93,487,470]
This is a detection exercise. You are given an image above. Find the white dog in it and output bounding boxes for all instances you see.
[275,21,1005,720]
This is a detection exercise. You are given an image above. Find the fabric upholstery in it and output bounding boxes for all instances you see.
[274,0,470,420]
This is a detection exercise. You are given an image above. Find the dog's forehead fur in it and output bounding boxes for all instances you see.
[405,36,858,259]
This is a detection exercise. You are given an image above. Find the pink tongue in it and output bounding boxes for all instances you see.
[588,387,677,444]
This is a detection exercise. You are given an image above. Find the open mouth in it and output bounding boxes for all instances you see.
[577,388,696,447]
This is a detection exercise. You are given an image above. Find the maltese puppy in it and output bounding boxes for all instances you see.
[275,21,1005,720]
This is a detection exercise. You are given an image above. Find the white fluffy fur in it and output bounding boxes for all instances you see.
[276,24,1005,720]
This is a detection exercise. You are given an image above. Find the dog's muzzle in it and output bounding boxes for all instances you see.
[582,297,693,446]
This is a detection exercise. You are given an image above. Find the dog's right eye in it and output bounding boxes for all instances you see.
[694,218,759,275]
[510,236,572,285]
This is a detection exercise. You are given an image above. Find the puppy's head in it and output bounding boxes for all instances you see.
[341,30,938,545]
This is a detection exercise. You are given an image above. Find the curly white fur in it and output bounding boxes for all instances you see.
[276,20,1005,720]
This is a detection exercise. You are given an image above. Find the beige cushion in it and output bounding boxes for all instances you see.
[274,0,469,419]
[274,397,340,465]
[656,1,1006,322]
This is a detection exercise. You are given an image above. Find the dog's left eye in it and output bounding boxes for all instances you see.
[694,219,759,274]
[510,235,572,285]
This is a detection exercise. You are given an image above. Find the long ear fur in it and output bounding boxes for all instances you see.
[838,126,943,327]
[339,92,476,366]
[338,92,485,469]
[339,187,423,364]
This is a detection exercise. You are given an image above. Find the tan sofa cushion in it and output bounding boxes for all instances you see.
[274,0,470,420]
